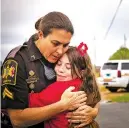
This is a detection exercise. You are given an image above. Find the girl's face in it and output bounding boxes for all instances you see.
[55,54,76,81]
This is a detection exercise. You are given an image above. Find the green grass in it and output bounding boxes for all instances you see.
[111,93,129,102]
[99,85,129,102]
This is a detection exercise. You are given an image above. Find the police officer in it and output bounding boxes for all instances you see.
[1,11,98,128]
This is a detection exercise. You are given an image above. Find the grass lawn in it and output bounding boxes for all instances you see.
[111,93,129,102]
[99,85,129,102]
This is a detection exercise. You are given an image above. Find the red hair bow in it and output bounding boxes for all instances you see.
[77,42,88,56]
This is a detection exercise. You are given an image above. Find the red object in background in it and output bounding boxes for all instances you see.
[117,70,121,77]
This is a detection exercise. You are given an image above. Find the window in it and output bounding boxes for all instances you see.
[121,63,129,70]
[102,63,118,70]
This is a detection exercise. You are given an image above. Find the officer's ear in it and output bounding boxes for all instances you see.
[37,30,44,39]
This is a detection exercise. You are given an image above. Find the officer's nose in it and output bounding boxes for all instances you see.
[56,45,63,55]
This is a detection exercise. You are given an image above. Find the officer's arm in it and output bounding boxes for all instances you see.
[7,100,67,127]
[8,87,86,127]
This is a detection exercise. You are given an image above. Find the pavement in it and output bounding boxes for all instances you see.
[96,102,129,128]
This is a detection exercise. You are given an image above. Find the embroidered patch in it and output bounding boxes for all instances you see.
[3,87,14,99]
[2,59,18,85]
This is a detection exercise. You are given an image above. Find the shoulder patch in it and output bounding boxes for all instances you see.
[2,59,18,85]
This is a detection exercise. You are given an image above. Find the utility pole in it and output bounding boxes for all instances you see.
[104,0,123,39]
[124,34,127,47]
[93,36,96,66]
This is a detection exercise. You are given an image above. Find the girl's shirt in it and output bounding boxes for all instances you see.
[29,78,81,128]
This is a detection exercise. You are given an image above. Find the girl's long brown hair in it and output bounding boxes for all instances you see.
[66,46,101,107]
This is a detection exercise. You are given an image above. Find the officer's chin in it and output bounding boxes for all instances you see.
[48,58,58,63]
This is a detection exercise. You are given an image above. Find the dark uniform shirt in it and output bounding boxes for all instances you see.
[1,36,56,127]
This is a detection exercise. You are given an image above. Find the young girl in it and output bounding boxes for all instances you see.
[29,46,101,128]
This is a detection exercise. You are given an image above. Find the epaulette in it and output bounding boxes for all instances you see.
[7,44,27,59]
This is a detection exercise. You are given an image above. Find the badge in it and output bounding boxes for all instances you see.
[26,70,39,90]
[2,59,18,86]
[26,71,39,84]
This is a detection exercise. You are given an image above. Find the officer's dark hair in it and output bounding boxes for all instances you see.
[66,46,101,107]
[35,11,74,37]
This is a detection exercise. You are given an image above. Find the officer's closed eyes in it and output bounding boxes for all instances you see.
[51,40,69,48]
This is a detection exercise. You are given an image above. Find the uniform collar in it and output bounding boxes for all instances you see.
[26,37,42,61]
[26,35,55,68]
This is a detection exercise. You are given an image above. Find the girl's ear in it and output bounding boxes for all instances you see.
[81,69,86,78]
[81,70,85,74]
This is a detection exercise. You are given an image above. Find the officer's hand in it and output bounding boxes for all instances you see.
[66,105,98,127]
[61,86,87,110]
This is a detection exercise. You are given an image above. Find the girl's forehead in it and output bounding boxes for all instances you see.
[60,54,69,62]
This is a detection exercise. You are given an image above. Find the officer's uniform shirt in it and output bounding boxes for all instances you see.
[1,36,56,127]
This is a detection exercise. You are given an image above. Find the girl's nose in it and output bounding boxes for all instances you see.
[58,65,65,73]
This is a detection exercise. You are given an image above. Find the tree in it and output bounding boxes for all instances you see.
[109,47,129,60]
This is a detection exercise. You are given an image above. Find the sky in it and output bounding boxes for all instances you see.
[1,0,129,66]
